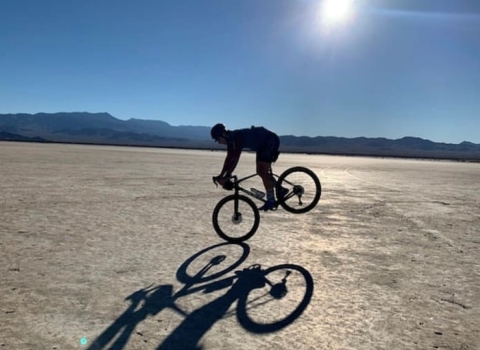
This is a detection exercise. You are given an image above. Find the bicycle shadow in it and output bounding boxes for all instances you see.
[87,242,314,350]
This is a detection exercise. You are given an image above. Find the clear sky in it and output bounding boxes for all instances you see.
[1,0,479,143]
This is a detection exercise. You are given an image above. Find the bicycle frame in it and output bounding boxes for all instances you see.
[218,173,280,204]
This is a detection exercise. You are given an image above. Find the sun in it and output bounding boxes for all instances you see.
[321,0,354,24]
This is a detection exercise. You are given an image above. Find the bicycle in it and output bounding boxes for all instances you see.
[212,166,321,242]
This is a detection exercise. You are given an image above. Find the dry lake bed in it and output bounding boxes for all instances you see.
[1,142,479,350]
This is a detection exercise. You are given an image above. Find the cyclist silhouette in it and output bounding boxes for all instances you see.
[211,123,286,211]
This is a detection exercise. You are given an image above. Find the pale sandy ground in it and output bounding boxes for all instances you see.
[1,142,479,350]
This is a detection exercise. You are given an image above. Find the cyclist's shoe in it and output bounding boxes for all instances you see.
[259,199,277,211]
[277,186,289,201]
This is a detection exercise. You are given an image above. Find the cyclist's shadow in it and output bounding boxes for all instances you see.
[87,242,314,350]
[85,284,185,350]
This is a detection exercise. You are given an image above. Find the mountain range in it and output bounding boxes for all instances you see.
[1,112,479,161]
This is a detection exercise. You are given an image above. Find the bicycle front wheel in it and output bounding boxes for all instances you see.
[276,166,321,214]
[212,194,260,242]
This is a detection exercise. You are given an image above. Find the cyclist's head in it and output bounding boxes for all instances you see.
[210,123,226,141]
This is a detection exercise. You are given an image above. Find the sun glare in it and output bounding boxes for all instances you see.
[321,0,354,24]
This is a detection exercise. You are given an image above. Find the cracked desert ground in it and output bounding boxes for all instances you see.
[1,142,479,350]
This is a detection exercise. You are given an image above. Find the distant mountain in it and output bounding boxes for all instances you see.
[279,135,480,159]
[125,118,208,140]
[0,112,127,133]
[0,131,48,142]
[1,112,479,161]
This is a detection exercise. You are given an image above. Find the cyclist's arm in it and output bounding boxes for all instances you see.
[219,133,243,178]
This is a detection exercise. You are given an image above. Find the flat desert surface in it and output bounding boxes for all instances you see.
[1,142,479,350]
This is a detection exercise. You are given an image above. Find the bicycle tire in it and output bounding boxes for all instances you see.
[212,194,260,242]
[276,166,321,214]
[175,242,250,284]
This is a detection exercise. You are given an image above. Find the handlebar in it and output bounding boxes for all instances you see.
[212,175,236,190]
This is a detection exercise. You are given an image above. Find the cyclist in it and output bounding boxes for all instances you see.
[211,123,287,211]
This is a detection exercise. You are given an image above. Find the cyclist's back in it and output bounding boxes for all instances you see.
[227,126,277,152]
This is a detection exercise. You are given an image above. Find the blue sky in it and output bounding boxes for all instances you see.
[1,0,479,143]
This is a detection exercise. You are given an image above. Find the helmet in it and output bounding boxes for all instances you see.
[210,123,226,140]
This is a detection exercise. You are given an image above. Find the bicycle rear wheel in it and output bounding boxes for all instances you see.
[212,194,260,242]
[276,166,321,214]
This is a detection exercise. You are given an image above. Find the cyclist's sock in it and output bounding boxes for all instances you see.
[266,190,275,202]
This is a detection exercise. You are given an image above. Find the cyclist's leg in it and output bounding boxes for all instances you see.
[257,160,276,210]
[256,136,280,210]
[257,134,279,175]
[256,136,279,190]
[257,161,274,192]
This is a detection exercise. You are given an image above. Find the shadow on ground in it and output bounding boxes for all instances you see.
[87,242,314,350]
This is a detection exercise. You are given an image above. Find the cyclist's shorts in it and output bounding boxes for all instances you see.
[256,134,280,163]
